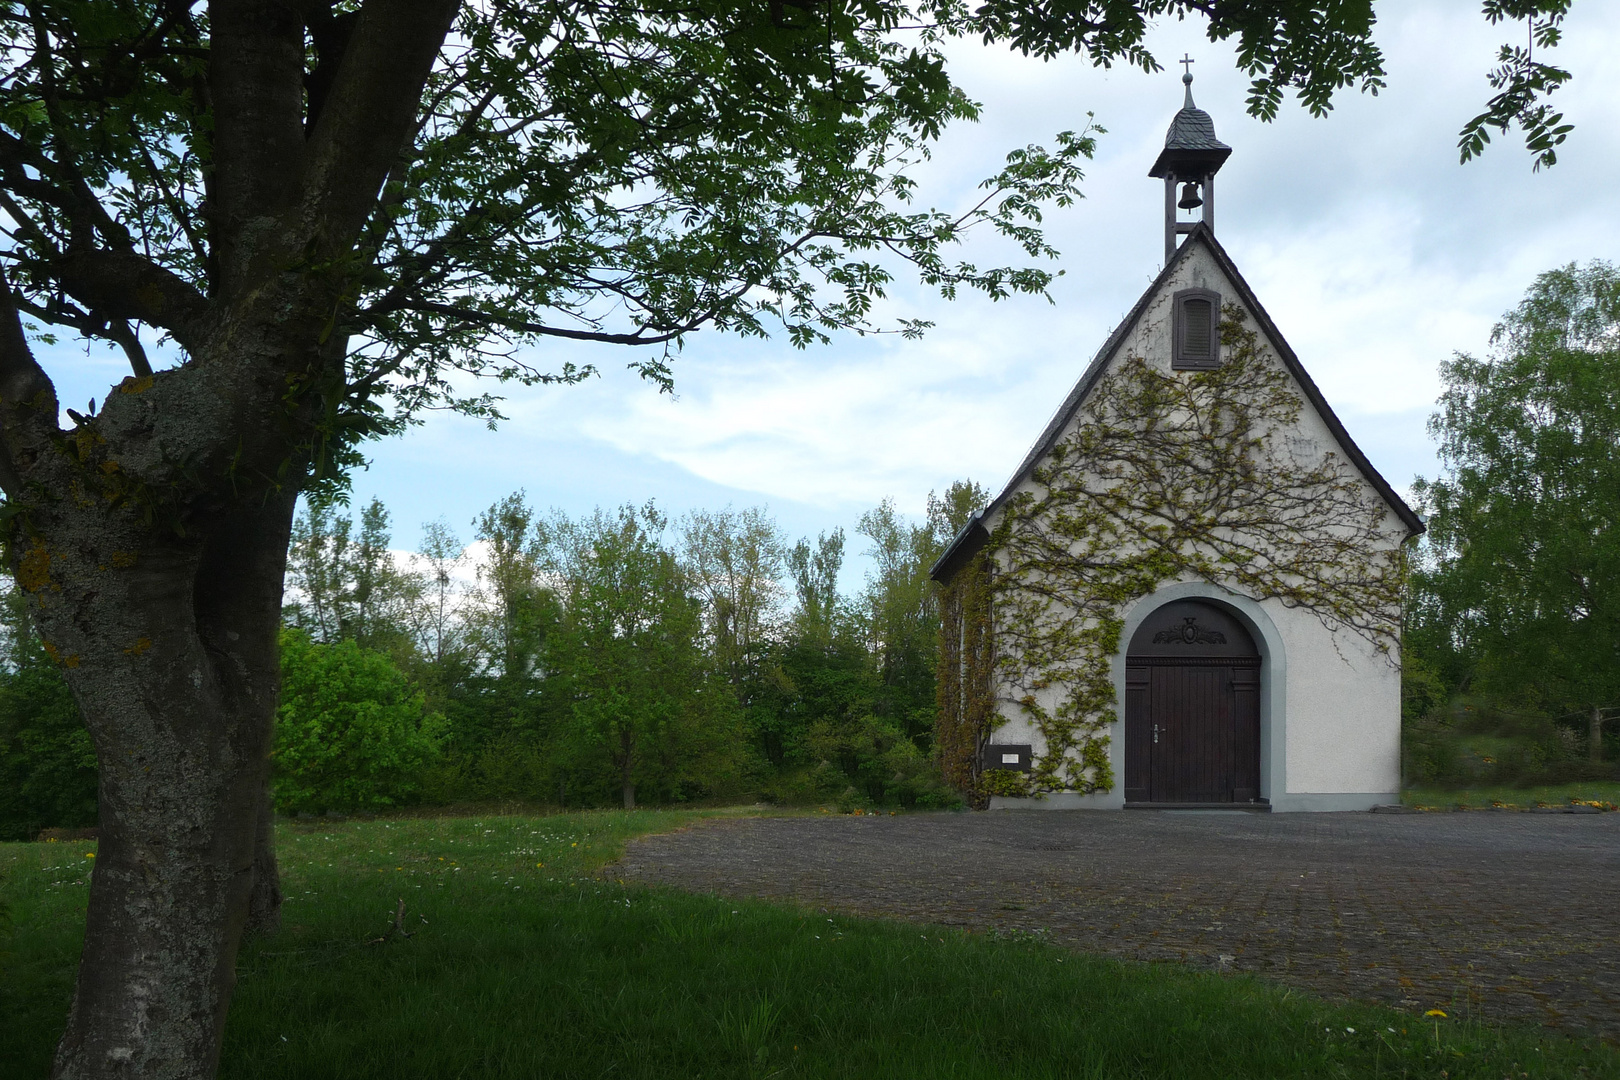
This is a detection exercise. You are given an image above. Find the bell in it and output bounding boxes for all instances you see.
[1177,181,1203,210]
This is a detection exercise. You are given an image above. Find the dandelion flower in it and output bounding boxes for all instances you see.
[1425,1009,1447,1018]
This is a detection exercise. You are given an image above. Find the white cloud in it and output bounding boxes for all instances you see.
[316,1,1620,546]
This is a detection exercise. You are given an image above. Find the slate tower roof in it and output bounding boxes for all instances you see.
[1149,74,1232,178]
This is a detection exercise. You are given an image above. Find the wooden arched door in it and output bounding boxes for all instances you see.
[1124,600,1262,806]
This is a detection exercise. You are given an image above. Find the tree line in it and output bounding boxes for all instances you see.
[10,260,1620,835]
[1404,260,1620,786]
[0,484,987,838]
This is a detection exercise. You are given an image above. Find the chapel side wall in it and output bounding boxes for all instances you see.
[982,242,1406,812]
[1267,597,1401,809]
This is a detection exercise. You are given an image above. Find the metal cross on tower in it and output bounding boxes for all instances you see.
[1179,54,1194,77]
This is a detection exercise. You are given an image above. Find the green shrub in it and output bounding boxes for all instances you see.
[1403,695,1611,790]
[415,735,567,806]
[273,630,444,813]
[804,714,962,809]
[0,645,97,841]
[755,764,833,806]
[835,784,867,813]
[1401,654,1448,724]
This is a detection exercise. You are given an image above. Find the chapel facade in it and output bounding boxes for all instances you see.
[930,74,1423,812]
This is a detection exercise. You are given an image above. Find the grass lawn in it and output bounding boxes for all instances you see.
[1403,780,1620,810]
[3,809,1616,1079]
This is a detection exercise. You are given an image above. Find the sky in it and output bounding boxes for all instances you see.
[41,2,1619,587]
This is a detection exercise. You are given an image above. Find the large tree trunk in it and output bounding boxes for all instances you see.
[0,1,460,1072]
[35,492,297,1079]
[1592,704,1605,764]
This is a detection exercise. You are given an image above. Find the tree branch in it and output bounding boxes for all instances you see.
[373,299,688,346]
[299,0,461,257]
[0,265,61,498]
[54,249,209,348]
[104,318,154,379]
[209,0,310,294]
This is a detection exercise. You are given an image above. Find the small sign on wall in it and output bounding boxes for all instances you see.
[982,743,1033,772]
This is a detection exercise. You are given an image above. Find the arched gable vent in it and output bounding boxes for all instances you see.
[1172,288,1221,370]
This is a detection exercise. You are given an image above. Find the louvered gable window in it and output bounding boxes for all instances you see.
[1172,288,1221,370]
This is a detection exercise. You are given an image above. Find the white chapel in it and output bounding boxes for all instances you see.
[931,73,1423,813]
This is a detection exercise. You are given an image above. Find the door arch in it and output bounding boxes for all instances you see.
[1124,599,1262,805]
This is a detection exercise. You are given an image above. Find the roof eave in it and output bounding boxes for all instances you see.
[929,235,1210,580]
[929,515,989,583]
[1148,145,1232,179]
[1188,228,1426,537]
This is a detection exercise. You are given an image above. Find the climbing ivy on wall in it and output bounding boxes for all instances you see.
[935,550,995,808]
[939,311,1406,802]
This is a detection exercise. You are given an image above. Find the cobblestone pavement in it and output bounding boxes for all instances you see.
[615,810,1620,1036]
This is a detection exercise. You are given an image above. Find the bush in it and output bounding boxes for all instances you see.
[1401,654,1447,724]
[273,630,444,813]
[754,764,835,806]
[835,785,868,813]
[0,647,96,841]
[417,735,562,806]
[804,715,961,809]
[1402,695,1613,789]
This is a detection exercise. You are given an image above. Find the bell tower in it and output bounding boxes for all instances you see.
[1149,58,1231,265]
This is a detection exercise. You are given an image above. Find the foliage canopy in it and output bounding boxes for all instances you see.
[1411,261,1620,741]
[0,0,1576,477]
[273,629,444,812]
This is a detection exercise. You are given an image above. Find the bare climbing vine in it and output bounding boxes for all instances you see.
[935,549,995,808]
[939,310,1405,801]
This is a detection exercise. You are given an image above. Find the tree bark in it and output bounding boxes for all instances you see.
[247,779,284,938]
[1591,704,1605,764]
[40,492,298,1079]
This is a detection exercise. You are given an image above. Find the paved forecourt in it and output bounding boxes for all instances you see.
[615,809,1620,1036]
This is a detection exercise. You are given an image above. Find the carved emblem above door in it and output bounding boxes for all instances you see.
[1152,616,1227,646]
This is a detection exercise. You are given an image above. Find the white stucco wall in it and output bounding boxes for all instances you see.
[1274,598,1401,802]
[984,239,1406,812]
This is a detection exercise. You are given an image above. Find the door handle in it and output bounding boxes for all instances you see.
[1153,723,1159,744]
